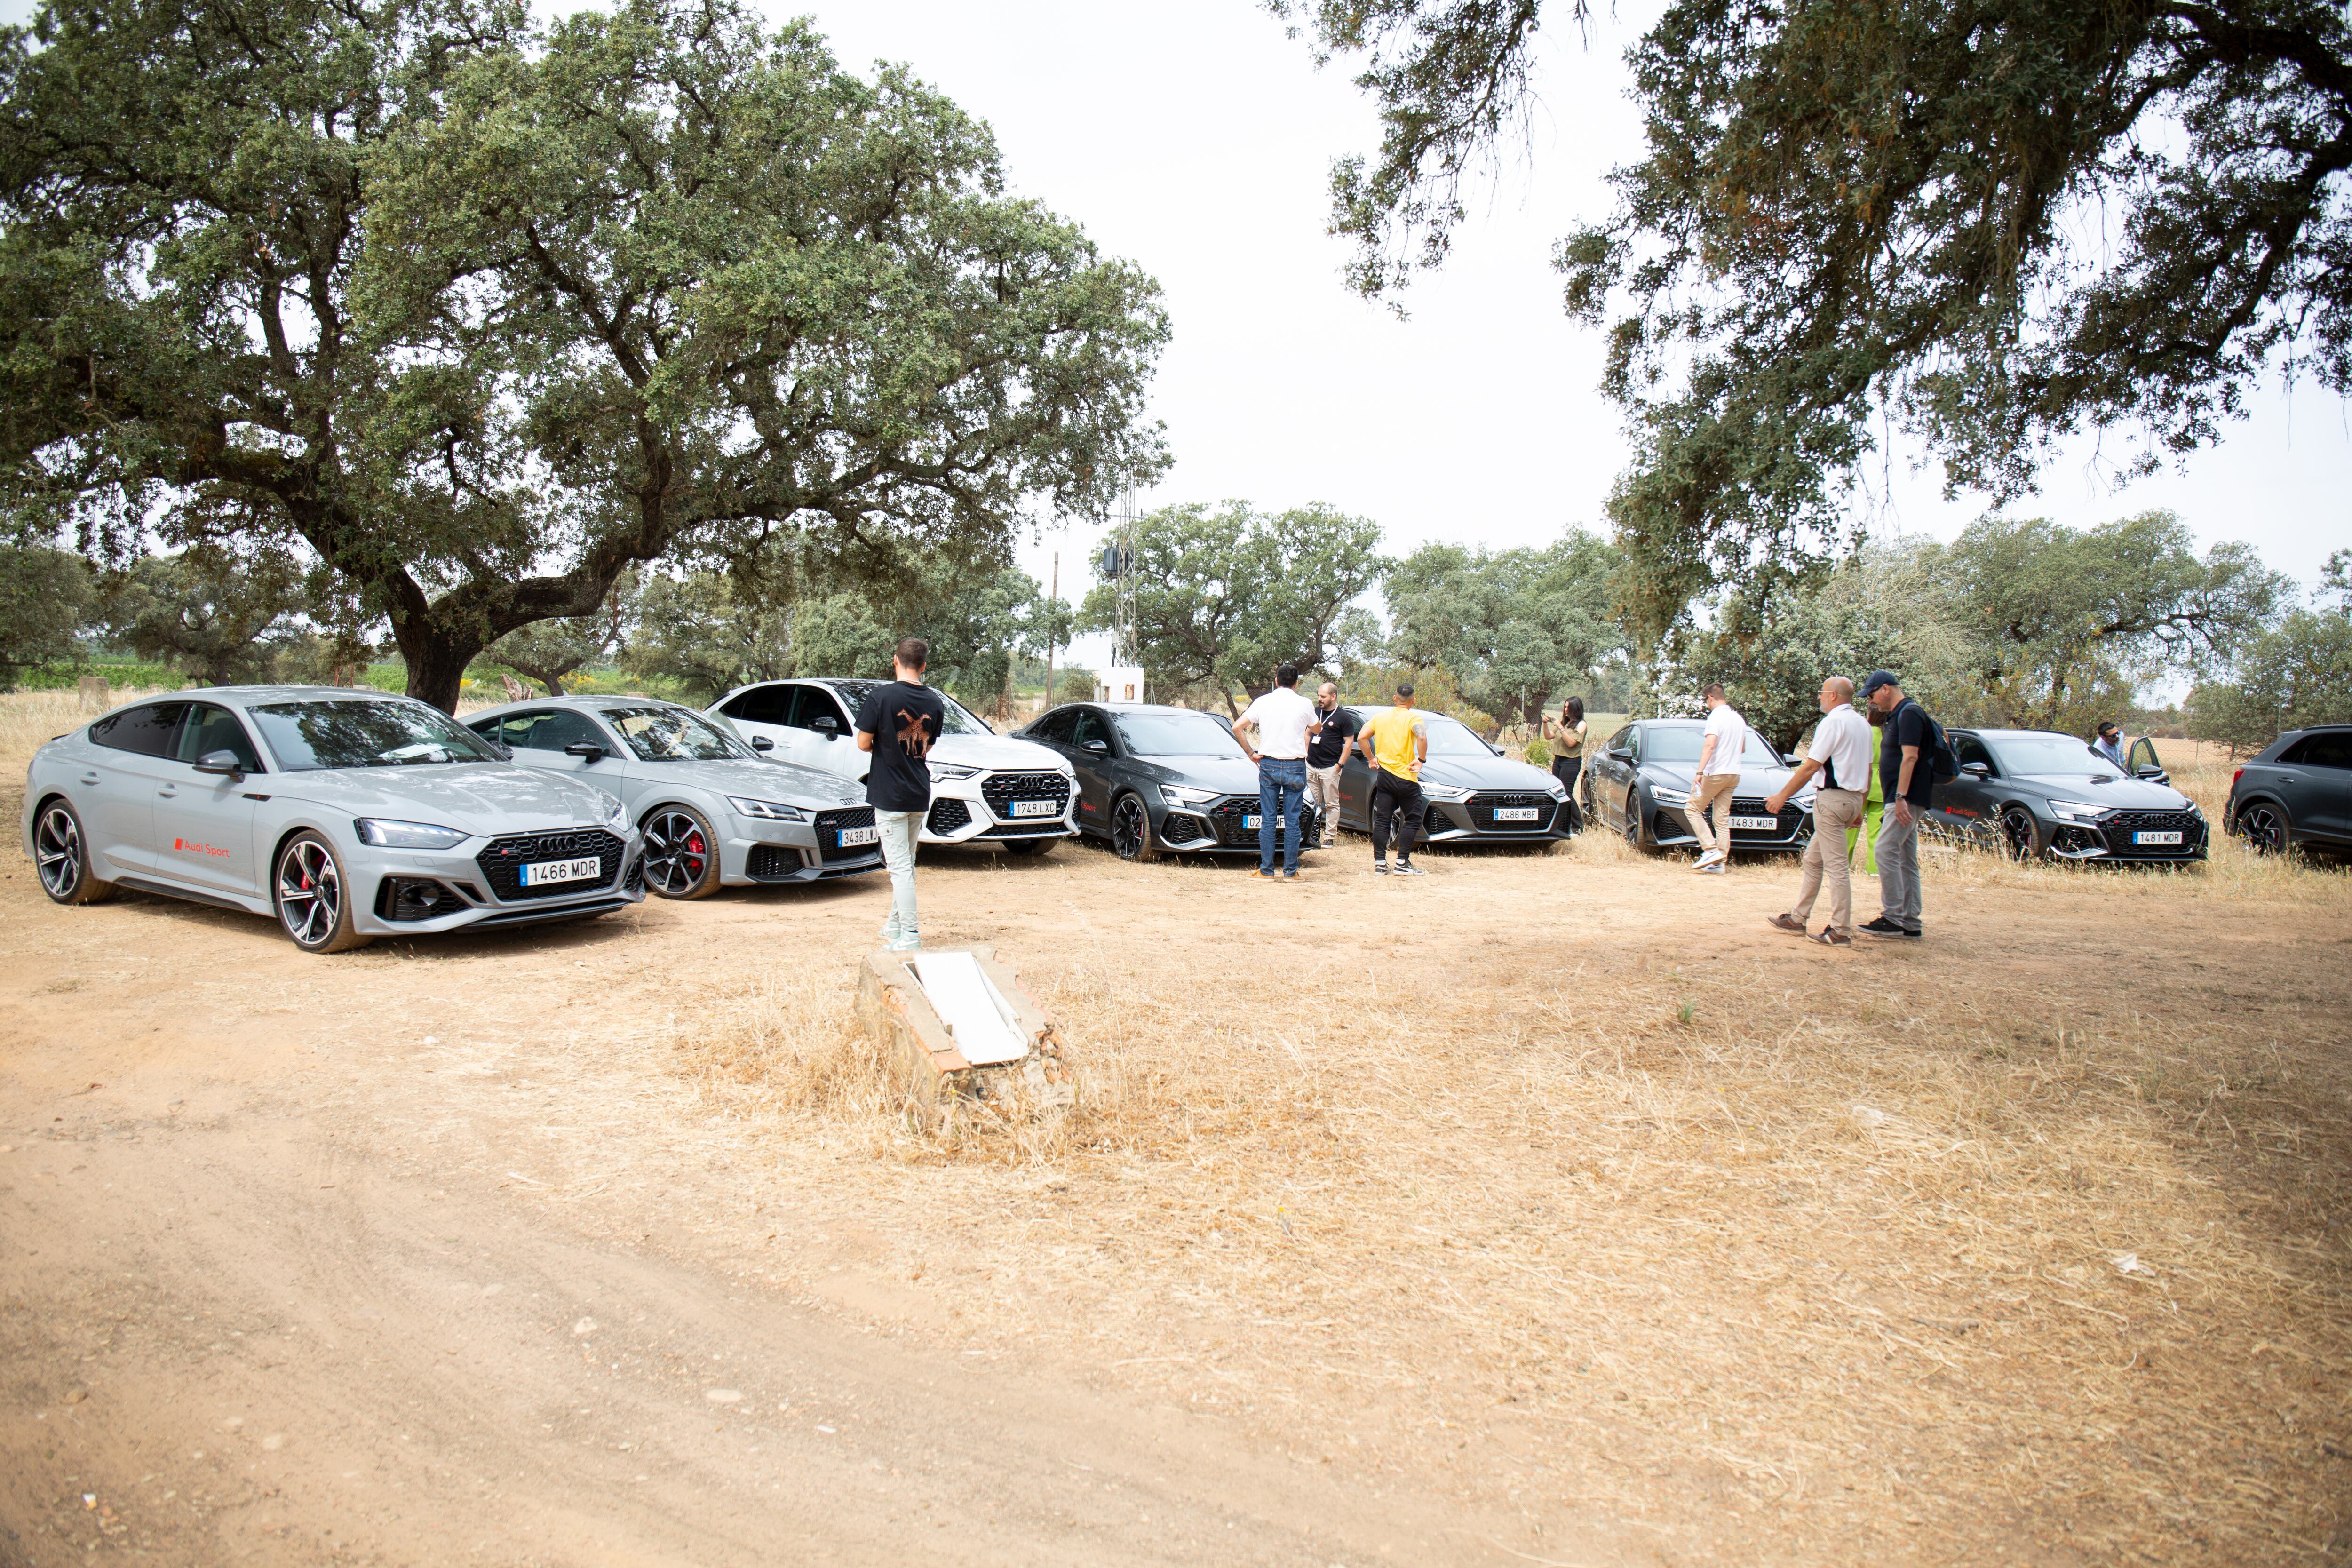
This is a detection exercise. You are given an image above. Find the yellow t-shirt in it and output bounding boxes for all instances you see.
[1364,707,1428,780]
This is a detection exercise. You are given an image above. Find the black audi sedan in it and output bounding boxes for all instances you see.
[2223,724,2350,857]
[1017,703,1323,861]
[1331,707,1573,844]
[1579,718,1816,853]
[1932,728,2209,862]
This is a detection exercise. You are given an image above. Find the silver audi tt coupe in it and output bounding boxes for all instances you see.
[23,686,644,953]
[465,695,883,896]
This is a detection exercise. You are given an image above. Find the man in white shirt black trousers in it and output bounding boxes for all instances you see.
[1763,675,1874,947]
[1232,663,1322,882]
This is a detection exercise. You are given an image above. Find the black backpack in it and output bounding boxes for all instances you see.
[1901,699,1961,782]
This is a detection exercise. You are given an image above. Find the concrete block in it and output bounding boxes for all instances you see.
[855,945,1076,1136]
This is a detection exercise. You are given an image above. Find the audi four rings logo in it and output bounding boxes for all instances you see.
[172,837,230,858]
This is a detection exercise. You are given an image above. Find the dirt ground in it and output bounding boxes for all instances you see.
[3,696,2348,1566]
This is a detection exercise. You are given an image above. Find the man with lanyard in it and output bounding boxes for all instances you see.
[854,637,946,951]
[1764,674,1872,946]
[1859,669,1931,941]
[1689,682,1747,874]
[1303,681,1359,850]
[1356,680,1430,876]
[1232,662,1321,881]
[2092,720,2131,773]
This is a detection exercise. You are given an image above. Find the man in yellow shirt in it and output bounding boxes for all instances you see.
[1355,681,1431,876]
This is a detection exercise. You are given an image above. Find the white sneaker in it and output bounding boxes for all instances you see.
[1692,850,1723,869]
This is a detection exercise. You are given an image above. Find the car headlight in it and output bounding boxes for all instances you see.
[1650,786,1689,807]
[2048,799,2109,822]
[726,796,807,823]
[1420,782,1471,802]
[1161,784,1219,805]
[928,762,980,781]
[1544,778,1568,800]
[354,818,468,850]
[602,795,631,834]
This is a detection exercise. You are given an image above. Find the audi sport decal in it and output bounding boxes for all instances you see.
[172,837,230,858]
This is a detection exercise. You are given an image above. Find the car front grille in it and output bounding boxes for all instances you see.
[813,806,879,862]
[1207,796,1320,846]
[927,798,972,835]
[1731,796,1807,837]
[981,771,1072,820]
[981,820,1065,837]
[746,844,805,880]
[1466,791,1560,833]
[475,829,625,902]
[2100,809,2205,853]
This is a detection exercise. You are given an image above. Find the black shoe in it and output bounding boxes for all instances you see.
[1858,917,1907,938]
[1393,860,1425,876]
[1372,861,1390,875]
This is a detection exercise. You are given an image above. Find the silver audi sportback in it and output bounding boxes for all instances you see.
[24,686,644,953]
[465,695,882,896]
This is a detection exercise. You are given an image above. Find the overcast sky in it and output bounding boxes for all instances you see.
[784,0,2348,667]
[11,0,2342,665]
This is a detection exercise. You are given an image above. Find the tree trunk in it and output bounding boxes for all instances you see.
[400,633,481,714]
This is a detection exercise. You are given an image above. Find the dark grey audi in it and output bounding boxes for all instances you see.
[1018,703,1324,860]
[1333,707,1573,844]
[1933,729,2208,862]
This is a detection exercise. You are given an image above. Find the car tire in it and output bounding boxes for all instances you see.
[1002,836,1056,857]
[640,804,723,899]
[33,796,114,906]
[1998,804,2041,861]
[2238,800,2290,856]
[1110,794,1158,862]
[273,831,371,954]
[1624,789,1649,852]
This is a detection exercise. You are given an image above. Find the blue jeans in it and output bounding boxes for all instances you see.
[1256,757,1307,873]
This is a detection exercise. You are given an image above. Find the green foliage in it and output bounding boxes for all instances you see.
[0,0,1168,709]
[0,542,97,687]
[1944,512,2287,731]
[485,573,635,696]
[1079,501,1386,712]
[2189,606,2352,752]
[1284,0,2352,636]
[1383,529,1622,727]
[1053,666,1098,703]
[100,546,308,687]
[620,572,794,703]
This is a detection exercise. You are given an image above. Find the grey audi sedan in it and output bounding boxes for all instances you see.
[23,686,644,953]
[466,695,883,896]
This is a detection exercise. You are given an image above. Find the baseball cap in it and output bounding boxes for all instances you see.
[1858,669,1899,699]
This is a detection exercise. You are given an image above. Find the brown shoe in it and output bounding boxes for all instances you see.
[1766,913,1807,934]
[1809,928,1853,947]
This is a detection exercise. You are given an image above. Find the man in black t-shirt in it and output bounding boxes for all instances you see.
[1304,682,1359,849]
[855,637,947,953]
[1859,669,1933,941]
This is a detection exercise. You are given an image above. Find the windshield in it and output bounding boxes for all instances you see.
[1422,715,1498,756]
[826,680,994,736]
[248,700,503,771]
[1640,725,1785,767]
[1116,712,1247,758]
[1990,734,2113,776]
[604,704,749,762]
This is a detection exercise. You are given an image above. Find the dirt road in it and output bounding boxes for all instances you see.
[4,761,2349,1565]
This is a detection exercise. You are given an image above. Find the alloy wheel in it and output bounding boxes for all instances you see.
[1999,805,2039,861]
[1111,795,1151,860]
[277,838,343,947]
[642,807,714,896]
[2240,802,2288,856]
[1624,790,1644,848]
[34,803,83,900]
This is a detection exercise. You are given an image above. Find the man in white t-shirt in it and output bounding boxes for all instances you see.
[1689,682,1747,873]
[1764,674,1872,946]
[1233,663,1322,881]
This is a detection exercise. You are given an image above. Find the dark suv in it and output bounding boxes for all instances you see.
[2225,726,2352,856]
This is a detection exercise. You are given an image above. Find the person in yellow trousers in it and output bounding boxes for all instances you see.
[1846,740,1883,875]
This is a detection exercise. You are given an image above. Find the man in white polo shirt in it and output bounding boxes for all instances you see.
[1232,662,1322,881]
[1764,674,1872,946]
[1690,681,1747,873]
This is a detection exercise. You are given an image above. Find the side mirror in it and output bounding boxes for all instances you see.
[811,716,841,737]
[1961,761,1990,779]
[1082,739,1109,755]
[749,735,774,752]
[2136,764,2168,781]
[1488,741,1505,756]
[193,748,245,779]
[1609,747,1633,762]
[564,740,606,763]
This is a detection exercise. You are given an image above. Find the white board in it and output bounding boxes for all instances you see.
[909,952,1029,1067]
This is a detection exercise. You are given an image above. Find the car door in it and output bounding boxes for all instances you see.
[2289,731,2352,841]
[1336,708,1376,827]
[711,684,795,761]
[1599,725,1640,828]
[80,700,189,876]
[1932,732,1999,840]
[794,685,863,780]
[497,708,624,786]
[1066,709,1118,829]
[149,702,267,899]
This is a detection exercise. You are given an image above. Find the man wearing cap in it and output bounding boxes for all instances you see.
[1764,674,1872,946]
[1859,670,1932,940]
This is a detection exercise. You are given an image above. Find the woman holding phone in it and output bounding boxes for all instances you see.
[1543,696,1588,833]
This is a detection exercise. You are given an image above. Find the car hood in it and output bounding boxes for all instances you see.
[934,733,1070,771]
[629,756,866,808]
[1418,753,1570,794]
[272,763,624,835]
[1131,755,1262,795]
[2013,772,2194,810]
[1641,762,1811,798]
